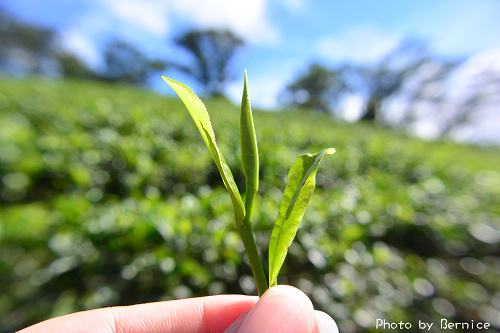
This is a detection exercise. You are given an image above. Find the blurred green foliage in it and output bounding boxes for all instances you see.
[1,77,500,332]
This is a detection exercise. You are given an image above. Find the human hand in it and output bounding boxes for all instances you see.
[225,285,338,333]
[19,285,338,333]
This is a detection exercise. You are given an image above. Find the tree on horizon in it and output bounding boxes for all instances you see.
[172,28,244,97]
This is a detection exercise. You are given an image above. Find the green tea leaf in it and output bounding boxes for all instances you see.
[268,148,335,287]
[162,76,245,225]
[240,71,259,224]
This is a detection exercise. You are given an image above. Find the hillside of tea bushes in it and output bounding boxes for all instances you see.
[1,77,500,332]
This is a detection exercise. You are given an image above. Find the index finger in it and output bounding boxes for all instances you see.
[19,295,259,333]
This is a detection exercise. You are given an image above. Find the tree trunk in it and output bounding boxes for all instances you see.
[361,98,378,121]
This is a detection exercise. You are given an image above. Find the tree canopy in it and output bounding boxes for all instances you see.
[173,29,244,96]
[100,39,166,85]
[281,63,347,113]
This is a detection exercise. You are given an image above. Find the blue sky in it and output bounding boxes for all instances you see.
[2,0,500,109]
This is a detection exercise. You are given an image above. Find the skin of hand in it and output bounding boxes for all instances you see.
[18,285,338,333]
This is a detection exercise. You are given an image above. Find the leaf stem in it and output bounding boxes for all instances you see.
[237,221,268,296]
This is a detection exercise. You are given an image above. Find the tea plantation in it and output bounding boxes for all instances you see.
[1,77,499,332]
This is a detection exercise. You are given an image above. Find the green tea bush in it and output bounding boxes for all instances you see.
[1,77,500,332]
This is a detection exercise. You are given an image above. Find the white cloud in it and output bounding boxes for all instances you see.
[446,48,500,143]
[56,0,283,77]
[317,26,400,64]
[455,48,500,79]
[93,0,170,35]
[340,94,364,122]
[68,0,279,60]
[77,0,284,50]
[278,0,304,13]
[446,48,500,112]
[90,0,280,45]
[170,0,279,44]
[226,62,299,109]
[411,119,442,140]
[59,29,101,67]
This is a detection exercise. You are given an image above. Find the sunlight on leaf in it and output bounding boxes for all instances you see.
[268,148,335,287]
[162,76,245,225]
[240,70,259,223]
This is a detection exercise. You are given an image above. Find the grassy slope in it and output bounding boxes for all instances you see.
[2,76,499,172]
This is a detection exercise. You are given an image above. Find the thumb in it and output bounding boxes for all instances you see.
[225,285,315,333]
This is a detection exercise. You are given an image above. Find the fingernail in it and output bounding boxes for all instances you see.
[236,285,315,333]
[262,285,315,332]
[314,311,339,333]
